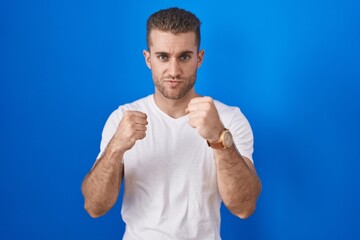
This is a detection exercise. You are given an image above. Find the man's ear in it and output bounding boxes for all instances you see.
[197,49,205,68]
[143,50,151,69]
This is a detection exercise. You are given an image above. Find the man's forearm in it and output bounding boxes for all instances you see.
[215,145,261,219]
[81,140,124,218]
[82,110,147,218]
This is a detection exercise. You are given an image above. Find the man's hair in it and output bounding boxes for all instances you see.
[146,7,201,50]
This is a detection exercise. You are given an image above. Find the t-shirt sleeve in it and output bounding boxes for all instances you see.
[228,108,254,163]
[96,109,123,160]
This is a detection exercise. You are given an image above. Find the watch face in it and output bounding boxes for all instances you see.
[223,131,233,148]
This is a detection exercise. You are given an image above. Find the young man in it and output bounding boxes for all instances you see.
[82,7,261,240]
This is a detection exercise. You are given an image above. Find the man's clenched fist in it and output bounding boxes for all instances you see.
[113,110,148,152]
[186,97,224,142]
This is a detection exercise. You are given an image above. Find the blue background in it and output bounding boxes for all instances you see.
[1,0,359,239]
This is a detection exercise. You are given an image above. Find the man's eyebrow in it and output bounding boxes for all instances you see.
[154,50,195,55]
[154,51,169,55]
[178,51,195,55]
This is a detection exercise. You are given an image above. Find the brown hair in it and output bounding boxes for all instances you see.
[146,7,201,50]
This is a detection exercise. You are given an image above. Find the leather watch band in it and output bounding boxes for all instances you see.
[207,140,224,149]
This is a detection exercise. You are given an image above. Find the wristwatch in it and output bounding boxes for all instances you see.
[207,129,233,149]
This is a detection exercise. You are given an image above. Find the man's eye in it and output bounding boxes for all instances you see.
[158,55,168,61]
[180,55,191,61]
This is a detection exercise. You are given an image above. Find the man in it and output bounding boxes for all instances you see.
[82,7,261,240]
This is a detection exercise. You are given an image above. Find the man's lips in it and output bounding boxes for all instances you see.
[165,80,182,87]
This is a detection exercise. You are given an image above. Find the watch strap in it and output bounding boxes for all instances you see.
[207,128,228,149]
[207,140,224,149]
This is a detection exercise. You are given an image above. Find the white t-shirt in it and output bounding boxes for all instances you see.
[98,95,254,240]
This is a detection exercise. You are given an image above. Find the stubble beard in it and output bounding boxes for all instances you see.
[153,73,197,100]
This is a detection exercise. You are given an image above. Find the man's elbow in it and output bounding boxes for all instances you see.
[232,204,256,219]
[84,201,107,218]
[228,188,261,219]
[235,179,262,219]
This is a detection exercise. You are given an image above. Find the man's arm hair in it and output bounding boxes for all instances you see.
[215,145,261,219]
[81,138,124,218]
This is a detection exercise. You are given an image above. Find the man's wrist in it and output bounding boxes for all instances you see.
[207,129,233,149]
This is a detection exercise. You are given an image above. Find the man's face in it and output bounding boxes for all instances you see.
[143,30,204,100]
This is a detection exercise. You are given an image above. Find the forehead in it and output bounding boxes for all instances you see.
[148,30,197,53]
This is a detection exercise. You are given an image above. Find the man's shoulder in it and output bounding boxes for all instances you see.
[106,95,153,121]
[212,98,250,126]
[213,98,241,115]
[115,95,153,112]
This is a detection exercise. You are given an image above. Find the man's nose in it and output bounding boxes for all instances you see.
[168,59,181,77]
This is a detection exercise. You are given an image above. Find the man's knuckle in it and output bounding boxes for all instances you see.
[204,96,213,102]
[204,103,211,111]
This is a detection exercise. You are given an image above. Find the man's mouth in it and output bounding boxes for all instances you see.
[165,80,182,87]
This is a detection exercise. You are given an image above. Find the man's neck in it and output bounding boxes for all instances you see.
[153,90,200,119]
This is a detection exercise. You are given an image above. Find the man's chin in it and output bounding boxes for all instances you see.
[155,83,195,100]
[162,93,183,100]
[160,90,186,100]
